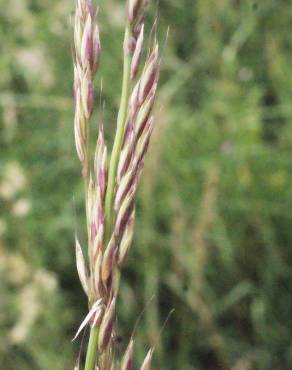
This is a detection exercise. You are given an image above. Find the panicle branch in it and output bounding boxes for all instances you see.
[73,0,100,176]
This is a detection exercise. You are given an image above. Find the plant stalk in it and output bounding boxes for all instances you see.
[84,327,99,370]
[105,26,131,239]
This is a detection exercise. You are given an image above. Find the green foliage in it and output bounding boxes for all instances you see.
[0,0,291,369]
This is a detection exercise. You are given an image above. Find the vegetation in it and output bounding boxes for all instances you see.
[0,0,291,369]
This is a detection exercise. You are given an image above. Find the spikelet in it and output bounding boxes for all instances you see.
[126,0,147,61]
[75,237,89,296]
[101,235,116,284]
[95,125,108,200]
[120,338,134,370]
[131,24,144,80]
[139,349,153,370]
[98,298,116,351]
[139,45,159,105]
[117,210,135,266]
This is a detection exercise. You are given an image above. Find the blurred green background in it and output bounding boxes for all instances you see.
[1,0,292,369]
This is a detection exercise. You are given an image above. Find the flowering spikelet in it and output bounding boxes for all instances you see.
[127,0,149,34]
[139,349,153,370]
[120,338,134,370]
[127,0,142,23]
[115,183,136,238]
[95,126,108,200]
[74,0,100,73]
[101,235,116,284]
[126,0,148,75]
[131,24,144,80]
[117,209,135,266]
[86,125,107,301]
[98,297,116,351]
[75,237,89,296]
[99,349,114,370]
[87,176,104,299]
[92,247,103,301]
[139,45,159,105]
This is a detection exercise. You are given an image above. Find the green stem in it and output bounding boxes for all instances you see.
[84,327,99,370]
[83,26,131,370]
[105,27,131,240]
